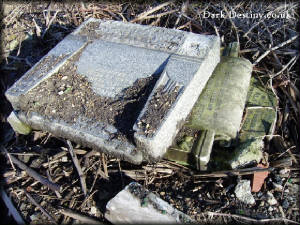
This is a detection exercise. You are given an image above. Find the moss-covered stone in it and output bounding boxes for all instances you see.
[7,111,32,135]
[229,137,264,169]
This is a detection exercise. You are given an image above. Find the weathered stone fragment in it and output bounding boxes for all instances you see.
[230,137,264,169]
[105,182,193,224]
[7,111,32,135]
[234,180,255,205]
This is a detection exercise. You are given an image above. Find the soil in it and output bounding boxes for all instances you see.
[137,85,180,137]
[19,49,158,142]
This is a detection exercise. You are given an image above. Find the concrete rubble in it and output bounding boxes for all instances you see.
[105,182,193,224]
[229,136,264,169]
[234,180,255,205]
[5,18,220,164]
[7,111,32,135]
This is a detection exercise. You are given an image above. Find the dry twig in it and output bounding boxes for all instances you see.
[0,188,25,225]
[201,211,299,224]
[1,146,61,192]
[67,140,87,196]
[254,35,298,65]
[131,1,174,22]
[24,190,57,224]
[60,208,102,224]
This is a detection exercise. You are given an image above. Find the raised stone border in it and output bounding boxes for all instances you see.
[6,18,220,163]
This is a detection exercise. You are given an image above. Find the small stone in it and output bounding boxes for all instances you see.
[272,182,283,191]
[279,168,290,175]
[61,156,68,162]
[273,175,283,185]
[257,192,263,198]
[282,199,289,209]
[90,206,97,215]
[268,206,274,212]
[20,203,27,211]
[58,91,64,95]
[30,213,38,221]
[259,201,265,207]
[266,191,277,205]
[234,180,255,205]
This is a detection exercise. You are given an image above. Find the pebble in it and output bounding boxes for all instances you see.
[20,203,26,211]
[259,201,265,207]
[272,182,283,191]
[234,180,255,205]
[282,199,290,209]
[30,213,38,221]
[279,168,290,175]
[257,192,263,198]
[273,175,283,185]
[266,191,278,205]
[90,206,97,215]
[268,206,274,212]
[61,156,68,162]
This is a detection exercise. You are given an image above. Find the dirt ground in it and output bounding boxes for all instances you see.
[0,1,299,224]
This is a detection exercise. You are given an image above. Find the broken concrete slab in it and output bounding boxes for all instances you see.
[5,18,220,164]
[105,182,193,224]
[238,107,276,143]
[230,136,264,169]
[246,76,277,108]
[238,77,277,142]
[163,129,214,170]
[164,42,252,170]
[186,56,253,139]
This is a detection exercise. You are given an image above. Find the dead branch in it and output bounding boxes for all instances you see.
[24,190,57,224]
[59,208,103,224]
[67,140,87,196]
[272,55,298,78]
[46,170,62,199]
[0,188,25,225]
[131,1,174,22]
[1,146,61,192]
[254,35,298,65]
[201,211,299,224]
[193,167,274,178]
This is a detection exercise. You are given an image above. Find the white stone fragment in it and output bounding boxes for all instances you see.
[234,180,255,205]
[266,191,278,205]
[105,182,193,224]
